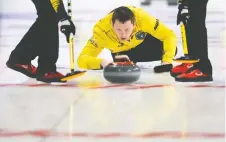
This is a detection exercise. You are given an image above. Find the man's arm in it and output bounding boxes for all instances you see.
[57,0,69,20]
[49,0,69,20]
[138,8,177,64]
[77,26,106,69]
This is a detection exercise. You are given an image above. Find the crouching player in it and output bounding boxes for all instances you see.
[77,6,177,72]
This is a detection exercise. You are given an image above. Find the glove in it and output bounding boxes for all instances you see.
[114,55,130,62]
[177,0,190,25]
[60,19,76,43]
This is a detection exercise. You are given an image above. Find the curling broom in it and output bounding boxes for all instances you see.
[174,23,199,63]
[61,0,86,81]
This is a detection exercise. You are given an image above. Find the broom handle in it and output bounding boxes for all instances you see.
[180,23,188,55]
[68,0,75,72]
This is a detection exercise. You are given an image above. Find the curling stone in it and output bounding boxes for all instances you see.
[103,61,141,83]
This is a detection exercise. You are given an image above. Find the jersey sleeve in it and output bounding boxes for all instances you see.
[49,0,69,20]
[57,0,69,20]
[138,8,177,63]
[77,25,106,69]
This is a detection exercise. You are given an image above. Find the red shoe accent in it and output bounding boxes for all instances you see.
[6,62,37,78]
[170,63,193,77]
[37,72,66,83]
[15,64,37,74]
[43,72,64,79]
[175,69,213,82]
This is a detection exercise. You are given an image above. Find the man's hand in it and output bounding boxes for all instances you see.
[100,59,113,68]
[114,55,130,62]
[60,19,76,43]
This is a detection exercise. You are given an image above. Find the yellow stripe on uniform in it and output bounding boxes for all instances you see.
[50,0,60,12]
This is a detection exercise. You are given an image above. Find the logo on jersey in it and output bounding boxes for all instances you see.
[154,19,159,30]
[89,37,98,47]
[118,42,124,47]
[135,31,146,40]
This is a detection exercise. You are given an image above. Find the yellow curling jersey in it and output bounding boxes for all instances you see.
[77,6,177,69]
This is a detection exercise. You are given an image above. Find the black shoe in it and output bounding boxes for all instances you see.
[36,71,66,83]
[6,61,37,78]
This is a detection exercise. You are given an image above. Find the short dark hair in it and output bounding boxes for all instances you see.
[111,6,135,24]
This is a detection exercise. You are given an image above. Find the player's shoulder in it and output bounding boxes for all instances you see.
[131,6,157,22]
[93,12,113,32]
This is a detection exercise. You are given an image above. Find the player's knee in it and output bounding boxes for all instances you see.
[77,57,84,69]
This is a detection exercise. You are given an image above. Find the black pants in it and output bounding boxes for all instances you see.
[186,0,212,75]
[7,0,59,75]
[112,34,176,63]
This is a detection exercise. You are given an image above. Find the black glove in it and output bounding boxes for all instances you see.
[154,64,173,73]
[177,0,190,25]
[60,19,76,43]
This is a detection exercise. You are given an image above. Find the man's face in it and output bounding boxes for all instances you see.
[113,20,135,42]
